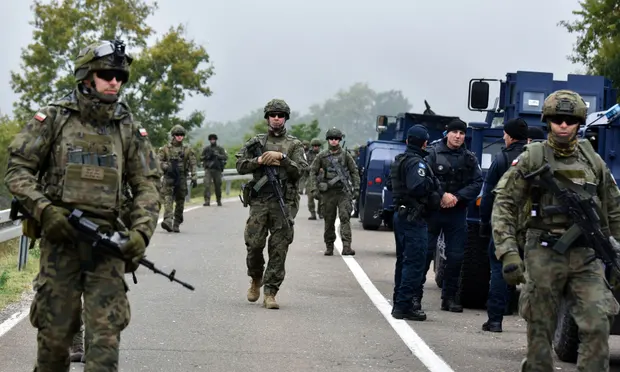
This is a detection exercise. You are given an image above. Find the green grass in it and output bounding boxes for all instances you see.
[0,238,40,311]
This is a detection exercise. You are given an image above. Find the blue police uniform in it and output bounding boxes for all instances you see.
[418,119,483,312]
[389,125,442,320]
[479,118,528,332]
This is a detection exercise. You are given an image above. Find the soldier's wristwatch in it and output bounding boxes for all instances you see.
[281,153,287,160]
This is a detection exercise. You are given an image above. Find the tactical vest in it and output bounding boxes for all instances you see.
[319,150,348,190]
[163,144,191,177]
[251,133,296,194]
[42,104,133,220]
[390,152,418,207]
[526,140,606,233]
[307,150,318,166]
[429,146,477,193]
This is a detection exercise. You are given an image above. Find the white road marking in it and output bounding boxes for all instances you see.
[334,219,455,372]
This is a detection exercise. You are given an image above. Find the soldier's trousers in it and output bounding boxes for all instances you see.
[244,198,299,295]
[417,207,467,300]
[322,190,353,246]
[307,193,323,216]
[520,229,619,372]
[31,238,130,372]
[162,177,188,223]
[203,168,223,202]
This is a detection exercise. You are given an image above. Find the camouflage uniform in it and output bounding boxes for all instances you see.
[236,99,308,309]
[309,128,360,256]
[298,140,310,194]
[306,138,323,220]
[492,90,620,372]
[5,40,161,372]
[201,133,228,206]
[158,125,198,232]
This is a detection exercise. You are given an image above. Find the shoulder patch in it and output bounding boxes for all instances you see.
[138,127,148,137]
[418,162,426,169]
[417,168,426,177]
[512,156,520,166]
[34,112,47,122]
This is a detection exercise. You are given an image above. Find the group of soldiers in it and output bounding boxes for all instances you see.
[4,36,619,372]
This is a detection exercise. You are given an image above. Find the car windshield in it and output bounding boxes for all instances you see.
[370,148,403,163]
[481,137,505,170]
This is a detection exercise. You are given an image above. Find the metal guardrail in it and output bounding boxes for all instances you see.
[0,169,251,270]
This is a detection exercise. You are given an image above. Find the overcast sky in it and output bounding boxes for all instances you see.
[1,0,585,124]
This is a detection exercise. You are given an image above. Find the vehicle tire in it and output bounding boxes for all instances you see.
[434,232,445,288]
[458,222,490,309]
[553,298,579,363]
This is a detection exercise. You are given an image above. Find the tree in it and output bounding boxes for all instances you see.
[289,119,321,142]
[559,0,620,90]
[10,0,214,146]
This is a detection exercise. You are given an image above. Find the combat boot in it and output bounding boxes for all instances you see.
[161,219,173,232]
[412,297,421,311]
[172,221,180,233]
[441,298,463,313]
[324,243,334,256]
[482,321,502,332]
[203,201,210,206]
[217,199,222,206]
[263,293,279,309]
[308,212,317,220]
[247,277,262,302]
[342,244,356,256]
[69,332,84,362]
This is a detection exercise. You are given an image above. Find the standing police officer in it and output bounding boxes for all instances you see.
[479,118,528,332]
[418,119,483,312]
[390,125,441,321]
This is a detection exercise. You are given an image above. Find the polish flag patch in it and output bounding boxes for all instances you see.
[512,156,520,166]
[138,128,148,136]
[34,112,47,122]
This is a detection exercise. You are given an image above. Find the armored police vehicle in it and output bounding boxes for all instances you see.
[355,103,461,231]
[465,70,620,363]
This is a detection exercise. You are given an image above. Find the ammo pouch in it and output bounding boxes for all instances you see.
[22,218,42,240]
[240,181,255,208]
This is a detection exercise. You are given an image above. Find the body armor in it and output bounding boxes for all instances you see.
[251,134,296,195]
[430,145,477,193]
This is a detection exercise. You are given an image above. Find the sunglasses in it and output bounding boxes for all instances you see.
[548,115,581,126]
[96,70,128,83]
[327,137,341,141]
[268,112,286,119]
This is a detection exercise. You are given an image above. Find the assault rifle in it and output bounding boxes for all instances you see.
[327,155,354,196]
[523,164,620,276]
[248,141,293,229]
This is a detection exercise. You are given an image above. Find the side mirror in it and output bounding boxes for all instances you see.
[376,115,388,133]
[469,80,490,110]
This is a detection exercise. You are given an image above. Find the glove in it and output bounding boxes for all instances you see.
[191,178,198,188]
[501,252,526,286]
[40,205,76,243]
[120,230,146,264]
[479,223,491,238]
[311,189,320,199]
[261,151,282,166]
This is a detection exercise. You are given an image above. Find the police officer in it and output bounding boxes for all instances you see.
[527,126,546,143]
[492,89,620,371]
[418,119,483,312]
[390,125,441,321]
[479,118,528,332]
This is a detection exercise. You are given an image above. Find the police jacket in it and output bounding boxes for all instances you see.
[390,144,441,212]
[479,140,527,225]
[426,138,483,209]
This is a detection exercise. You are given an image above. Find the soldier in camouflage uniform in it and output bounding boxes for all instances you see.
[298,140,310,195]
[5,39,161,372]
[306,138,323,220]
[158,125,198,232]
[309,128,360,255]
[236,99,308,309]
[201,133,228,206]
[492,90,620,372]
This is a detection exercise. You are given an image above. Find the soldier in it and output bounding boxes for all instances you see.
[492,90,620,371]
[306,138,323,220]
[4,39,161,371]
[418,119,483,312]
[201,133,228,206]
[158,125,198,232]
[309,128,361,256]
[478,118,528,332]
[389,125,441,321]
[298,140,310,195]
[235,98,307,309]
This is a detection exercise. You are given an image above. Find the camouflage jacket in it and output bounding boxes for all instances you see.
[4,90,162,244]
[201,144,228,171]
[158,142,197,180]
[308,147,360,193]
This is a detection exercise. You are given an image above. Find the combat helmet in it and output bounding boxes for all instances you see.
[263,99,290,120]
[541,90,588,125]
[325,127,344,140]
[74,39,133,83]
[171,125,186,136]
[302,140,310,147]
[310,138,322,146]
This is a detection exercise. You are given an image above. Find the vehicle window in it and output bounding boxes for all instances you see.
[370,148,402,163]
[481,138,504,170]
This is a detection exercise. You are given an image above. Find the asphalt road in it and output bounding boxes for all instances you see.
[1,197,620,371]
